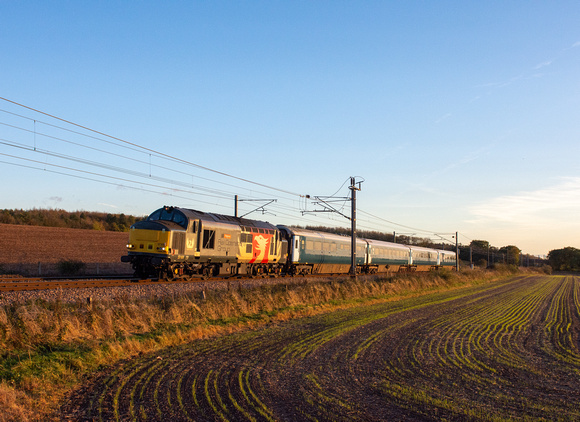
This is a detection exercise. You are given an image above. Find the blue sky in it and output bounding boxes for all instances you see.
[1,1,579,255]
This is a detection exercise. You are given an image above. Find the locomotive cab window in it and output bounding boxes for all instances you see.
[148,207,188,229]
[203,229,215,249]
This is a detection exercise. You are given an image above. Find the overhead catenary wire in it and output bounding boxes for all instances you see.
[0,102,327,225]
[0,123,308,218]
[1,97,467,241]
[0,151,339,228]
[0,97,303,198]
[0,112,307,204]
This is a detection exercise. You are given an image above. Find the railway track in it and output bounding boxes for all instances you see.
[0,277,137,292]
[0,273,288,292]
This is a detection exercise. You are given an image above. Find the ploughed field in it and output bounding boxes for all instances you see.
[63,275,580,421]
[0,223,129,275]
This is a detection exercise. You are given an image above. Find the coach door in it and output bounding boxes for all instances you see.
[291,235,300,262]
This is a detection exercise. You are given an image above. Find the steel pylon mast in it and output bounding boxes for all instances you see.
[303,176,363,278]
[349,177,361,276]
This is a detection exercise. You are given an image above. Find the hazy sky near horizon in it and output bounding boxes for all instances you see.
[1,1,579,256]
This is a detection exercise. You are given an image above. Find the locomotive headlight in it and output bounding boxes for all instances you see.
[157,246,166,251]
[127,243,134,249]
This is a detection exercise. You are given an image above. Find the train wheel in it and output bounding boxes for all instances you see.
[134,269,147,279]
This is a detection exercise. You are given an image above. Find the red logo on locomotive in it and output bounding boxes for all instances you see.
[249,234,272,263]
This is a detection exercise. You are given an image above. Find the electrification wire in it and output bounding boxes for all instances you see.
[0,152,234,202]
[0,159,231,209]
[0,97,304,197]
[0,110,312,219]
[0,117,302,204]
[0,98,466,239]
[0,138,240,199]
[0,144,331,226]
[0,99,345,225]
[0,123,310,215]
[357,208,455,236]
[0,134,313,224]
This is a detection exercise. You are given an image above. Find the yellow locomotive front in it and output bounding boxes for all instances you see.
[122,206,191,278]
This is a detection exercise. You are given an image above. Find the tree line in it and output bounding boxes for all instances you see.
[547,247,580,272]
[0,208,140,232]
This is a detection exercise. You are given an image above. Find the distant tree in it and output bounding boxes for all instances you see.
[0,208,138,232]
[499,245,521,266]
[548,247,580,272]
[469,240,491,265]
[470,240,490,251]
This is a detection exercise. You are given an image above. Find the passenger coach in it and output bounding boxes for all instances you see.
[277,226,366,275]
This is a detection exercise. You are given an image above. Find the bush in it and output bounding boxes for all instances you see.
[57,259,86,276]
[475,259,488,268]
[489,263,518,274]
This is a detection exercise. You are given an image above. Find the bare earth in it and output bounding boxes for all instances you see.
[0,224,130,275]
[62,275,580,421]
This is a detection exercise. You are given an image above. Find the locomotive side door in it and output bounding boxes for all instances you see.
[186,220,202,256]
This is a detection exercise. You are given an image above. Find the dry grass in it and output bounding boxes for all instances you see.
[0,269,514,421]
[0,381,33,422]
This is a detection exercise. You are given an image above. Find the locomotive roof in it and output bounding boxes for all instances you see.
[173,207,277,230]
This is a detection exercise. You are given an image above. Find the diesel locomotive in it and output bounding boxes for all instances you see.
[121,206,456,279]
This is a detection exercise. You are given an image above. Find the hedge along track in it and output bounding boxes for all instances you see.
[62,275,580,421]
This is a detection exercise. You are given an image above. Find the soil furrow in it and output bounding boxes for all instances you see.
[62,275,580,421]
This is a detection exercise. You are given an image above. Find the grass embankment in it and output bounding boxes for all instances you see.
[0,268,519,421]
